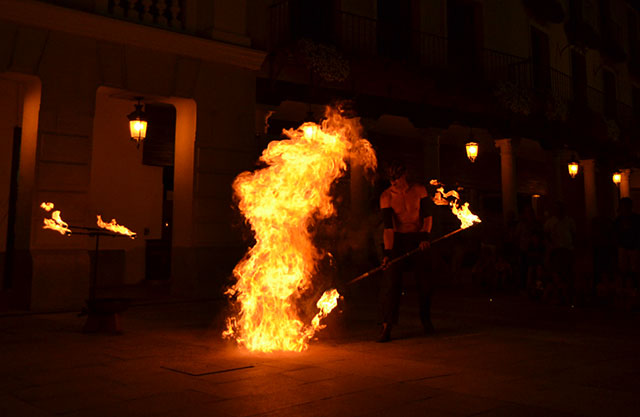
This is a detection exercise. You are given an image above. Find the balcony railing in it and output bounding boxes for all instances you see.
[267,4,637,136]
[104,0,184,30]
[336,11,379,58]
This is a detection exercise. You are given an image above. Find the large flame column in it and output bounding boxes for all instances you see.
[224,110,376,352]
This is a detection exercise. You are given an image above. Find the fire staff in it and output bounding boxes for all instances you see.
[378,160,434,343]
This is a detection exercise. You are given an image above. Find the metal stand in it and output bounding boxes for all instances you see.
[70,226,132,333]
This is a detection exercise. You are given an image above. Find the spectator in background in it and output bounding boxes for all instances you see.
[613,197,640,291]
[515,205,543,291]
[543,201,576,304]
[592,215,617,303]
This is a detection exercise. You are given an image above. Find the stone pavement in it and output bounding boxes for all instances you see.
[1,289,640,417]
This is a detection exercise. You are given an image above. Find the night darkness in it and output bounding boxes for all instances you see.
[1,1,640,416]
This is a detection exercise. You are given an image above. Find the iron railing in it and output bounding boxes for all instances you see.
[336,11,378,57]
[268,0,291,51]
[106,0,184,29]
[268,4,637,134]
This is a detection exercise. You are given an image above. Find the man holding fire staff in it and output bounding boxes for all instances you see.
[378,160,434,342]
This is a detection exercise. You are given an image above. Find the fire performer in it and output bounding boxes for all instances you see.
[378,160,434,342]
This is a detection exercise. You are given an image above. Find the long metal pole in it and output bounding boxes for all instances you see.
[347,227,467,285]
[90,233,99,302]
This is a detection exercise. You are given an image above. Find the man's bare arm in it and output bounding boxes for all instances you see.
[380,191,394,263]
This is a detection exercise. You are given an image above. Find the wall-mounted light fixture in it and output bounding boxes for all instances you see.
[612,171,622,186]
[466,141,479,163]
[465,127,478,163]
[127,97,147,148]
[567,160,579,178]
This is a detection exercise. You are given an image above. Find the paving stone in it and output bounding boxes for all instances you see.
[0,394,53,417]
[2,292,640,417]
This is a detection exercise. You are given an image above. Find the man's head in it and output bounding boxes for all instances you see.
[386,160,407,188]
[386,160,408,190]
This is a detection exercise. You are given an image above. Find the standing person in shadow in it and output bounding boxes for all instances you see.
[377,160,434,342]
[613,197,640,292]
[543,201,576,304]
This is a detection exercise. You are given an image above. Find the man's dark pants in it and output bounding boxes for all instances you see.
[380,232,434,326]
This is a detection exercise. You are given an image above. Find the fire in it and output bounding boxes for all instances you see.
[309,288,341,331]
[451,202,481,229]
[430,180,481,229]
[41,202,71,235]
[224,107,376,352]
[96,215,137,238]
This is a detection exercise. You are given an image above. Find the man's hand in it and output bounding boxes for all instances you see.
[382,256,391,270]
[419,240,431,251]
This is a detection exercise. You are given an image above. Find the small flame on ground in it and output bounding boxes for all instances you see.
[430,181,481,229]
[41,202,71,235]
[224,106,376,352]
[96,215,137,238]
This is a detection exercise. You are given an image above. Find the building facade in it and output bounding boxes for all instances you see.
[249,0,640,254]
[2,0,640,311]
[0,0,265,310]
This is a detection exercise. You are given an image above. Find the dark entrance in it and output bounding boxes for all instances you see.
[571,50,587,102]
[531,27,551,91]
[377,0,412,60]
[142,103,175,281]
[447,0,482,73]
[1,127,20,310]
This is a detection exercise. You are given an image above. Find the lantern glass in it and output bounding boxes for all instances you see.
[568,161,579,178]
[613,172,622,185]
[127,98,147,148]
[129,119,147,142]
[466,142,478,162]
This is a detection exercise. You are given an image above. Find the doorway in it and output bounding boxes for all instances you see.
[447,0,482,73]
[142,103,176,281]
[531,27,551,91]
[377,0,412,60]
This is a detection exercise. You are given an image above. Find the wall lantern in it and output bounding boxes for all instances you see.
[465,126,478,163]
[612,171,622,186]
[466,142,479,163]
[127,97,147,148]
[567,160,579,178]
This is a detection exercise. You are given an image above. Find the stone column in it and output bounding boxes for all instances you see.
[581,159,598,232]
[552,149,569,203]
[421,128,441,181]
[620,168,632,199]
[494,139,518,221]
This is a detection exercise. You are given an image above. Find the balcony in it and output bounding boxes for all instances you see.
[268,5,528,80]
[38,0,186,31]
[265,4,637,143]
[564,0,601,50]
[600,17,626,61]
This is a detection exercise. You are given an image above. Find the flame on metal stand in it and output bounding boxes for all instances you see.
[41,202,72,235]
[96,215,137,238]
[224,106,376,352]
